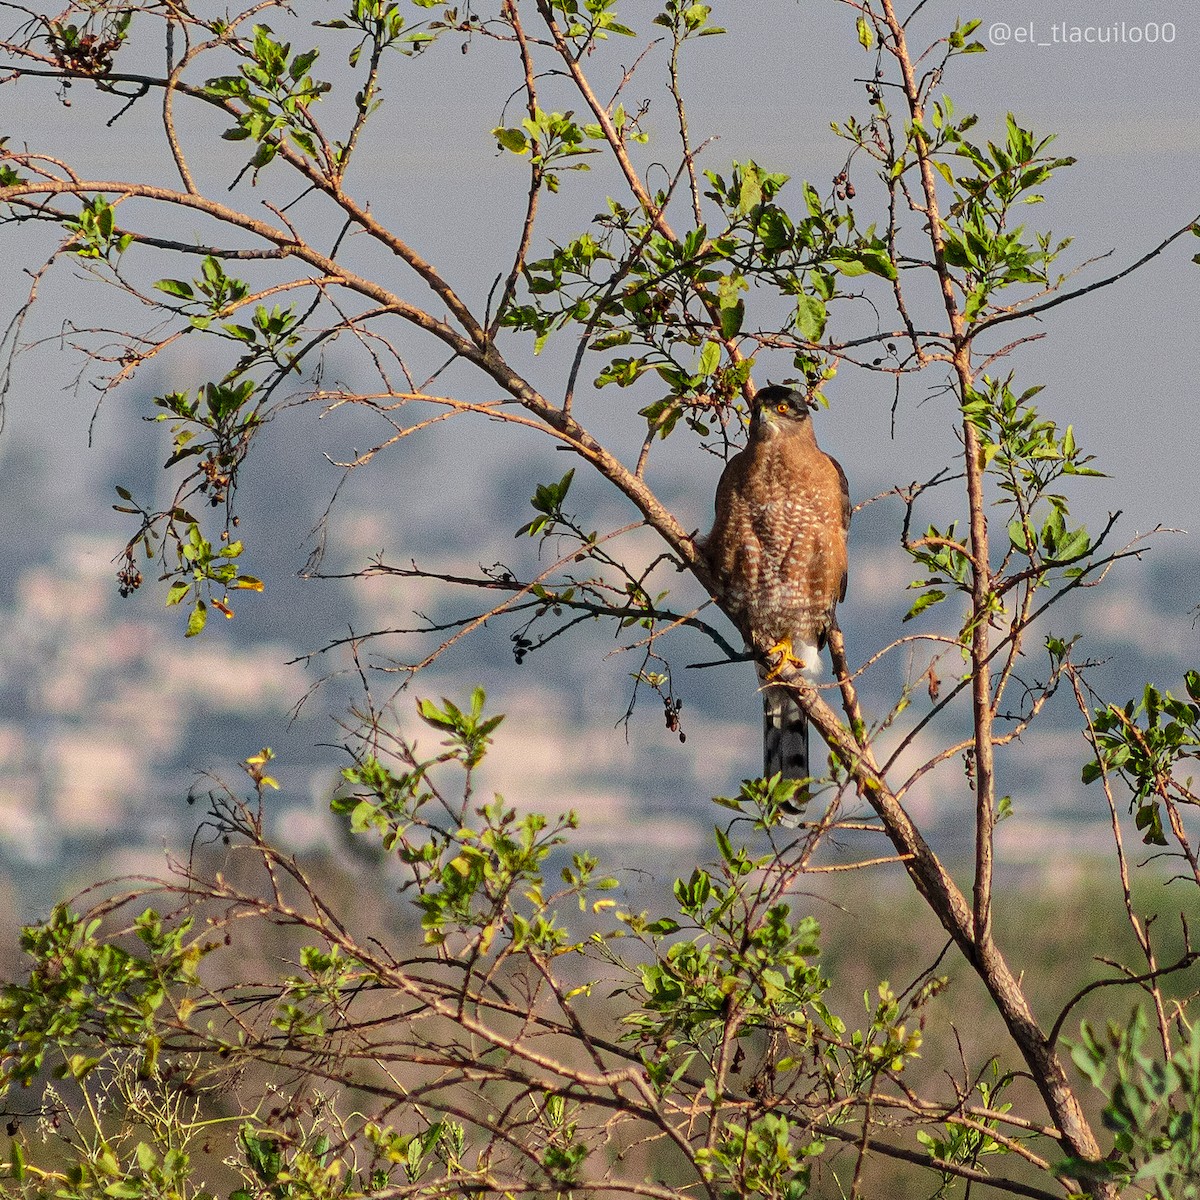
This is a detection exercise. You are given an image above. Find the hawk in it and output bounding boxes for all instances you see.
[703,385,850,784]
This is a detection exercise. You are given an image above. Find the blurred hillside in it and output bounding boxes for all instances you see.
[1,375,1197,922]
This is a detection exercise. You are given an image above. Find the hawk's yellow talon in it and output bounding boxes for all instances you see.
[764,637,806,680]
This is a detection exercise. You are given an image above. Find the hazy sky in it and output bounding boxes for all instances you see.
[3,0,1196,542]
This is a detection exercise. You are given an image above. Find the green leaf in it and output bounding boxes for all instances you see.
[697,340,720,377]
[831,254,867,278]
[185,600,208,637]
[856,15,874,50]
[831,246,898,281]
[757,207,791,251]
[719,299,744,339]
[794,294,827,342]
[492,126,529,154]
[289,48,319,79]
[1135,802,1167,846]
[713,825,734,865]
[1055,526,1091,561]
[1069,1034,1108,1088]
[903,588,947,622]
[64,1053,100,1080]
[737,163,762,214]
[155,278,195,300]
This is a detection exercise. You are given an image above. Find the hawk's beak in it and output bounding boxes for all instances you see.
[757,407,779,434]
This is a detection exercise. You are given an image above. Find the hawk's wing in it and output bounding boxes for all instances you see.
[831,453,850,603]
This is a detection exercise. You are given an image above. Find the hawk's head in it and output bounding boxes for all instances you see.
[753,385,811,438]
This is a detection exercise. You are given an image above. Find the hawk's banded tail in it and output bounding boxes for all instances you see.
[762,684,809,782]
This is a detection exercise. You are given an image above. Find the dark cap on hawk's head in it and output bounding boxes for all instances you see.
[752,384,814,440]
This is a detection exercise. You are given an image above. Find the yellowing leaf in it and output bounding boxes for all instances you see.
[185,600,208,637]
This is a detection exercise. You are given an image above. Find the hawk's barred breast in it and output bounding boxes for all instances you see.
[705,411,848,655]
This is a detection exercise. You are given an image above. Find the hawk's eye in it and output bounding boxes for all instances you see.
[776,402,789,414]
